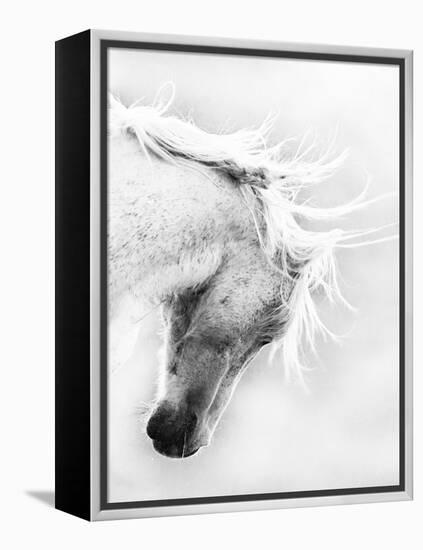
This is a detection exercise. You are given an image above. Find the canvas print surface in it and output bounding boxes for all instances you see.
[105,47,399,504]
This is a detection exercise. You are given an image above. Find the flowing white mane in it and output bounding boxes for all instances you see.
[109,85,395,384]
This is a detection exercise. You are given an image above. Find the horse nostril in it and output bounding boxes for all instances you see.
[145,415,158,440]
[146,405,198,445]
[146,406,169,441]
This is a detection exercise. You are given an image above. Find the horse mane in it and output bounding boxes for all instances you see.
[108,85,395,385]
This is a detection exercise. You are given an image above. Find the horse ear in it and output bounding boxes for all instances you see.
[152,81,175,114]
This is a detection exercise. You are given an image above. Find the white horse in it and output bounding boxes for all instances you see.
[108,87,393,459]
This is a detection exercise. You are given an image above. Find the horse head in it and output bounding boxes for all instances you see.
[146,243,290,458]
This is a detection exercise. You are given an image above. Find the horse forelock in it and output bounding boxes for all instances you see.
[109,90,397,385]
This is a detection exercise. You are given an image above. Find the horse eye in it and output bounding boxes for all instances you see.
[174,342,182,354]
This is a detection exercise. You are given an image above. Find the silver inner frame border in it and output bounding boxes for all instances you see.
[89,29,413,521]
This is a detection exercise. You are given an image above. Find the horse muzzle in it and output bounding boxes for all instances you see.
[146,401,202,458]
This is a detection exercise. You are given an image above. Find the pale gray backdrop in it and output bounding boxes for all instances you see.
[107,47,399,503]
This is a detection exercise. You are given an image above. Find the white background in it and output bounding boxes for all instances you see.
[0,1,420,548]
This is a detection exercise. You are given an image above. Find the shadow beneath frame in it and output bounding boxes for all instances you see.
[26,490,55,508]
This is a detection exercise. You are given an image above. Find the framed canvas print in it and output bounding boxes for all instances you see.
[55,29,413,521]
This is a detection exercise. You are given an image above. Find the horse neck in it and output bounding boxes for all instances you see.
[108,133,254,313]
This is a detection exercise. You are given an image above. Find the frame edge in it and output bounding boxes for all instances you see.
[55,29,92,521]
